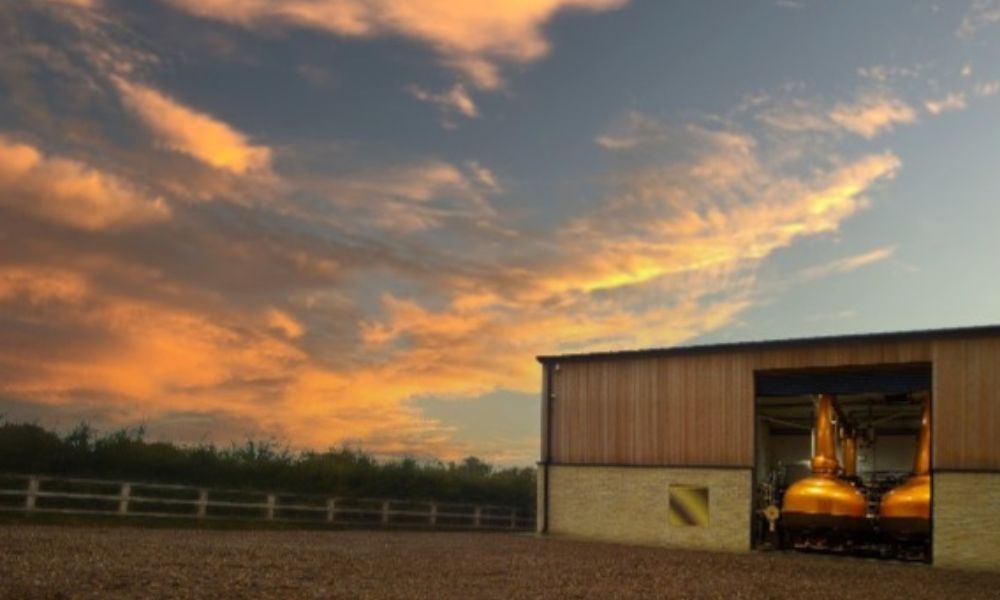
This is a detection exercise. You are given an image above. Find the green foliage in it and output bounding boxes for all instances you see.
[0,417,535,508]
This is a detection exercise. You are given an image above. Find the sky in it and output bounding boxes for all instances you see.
[1,0,999,466]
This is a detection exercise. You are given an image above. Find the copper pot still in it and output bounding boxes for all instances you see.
[781,394,867,531]
[879,393,931,536]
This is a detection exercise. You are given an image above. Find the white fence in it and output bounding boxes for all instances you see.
[0,473,535,531]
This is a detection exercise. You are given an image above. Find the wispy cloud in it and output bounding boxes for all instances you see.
[114,78,272,175]
[747,87,919,140]
[958,0,1000,38]
[925,92,967,115]
[595,111,669,150]
[578,119,900,297]
[829,94,918,138]
[804,309,857,323]
[36,0,101,7]
[161,0,629,89]
[796,247,896,281]
[296,64,335,88]
[407,83,478,127]
[857,64,924,83]
[974,80,1000,97]
[317,160,500,233]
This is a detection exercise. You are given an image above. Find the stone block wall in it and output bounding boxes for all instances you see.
[545,465,751,552]
[934,471,1000,571]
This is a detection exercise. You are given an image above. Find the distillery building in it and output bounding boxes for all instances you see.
[535,324,1000,571]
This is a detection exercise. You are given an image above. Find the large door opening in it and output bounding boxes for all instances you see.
[752,363,932,562]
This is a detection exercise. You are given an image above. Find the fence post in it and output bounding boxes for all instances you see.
[266,494,276,521]
[118,483,131,515]
[25,476,39,512]
[326,498,337,524]
[381,500,390,526]
[429,502,437,527]
[509,508,516,529]
[197,490,208,519]
[473,506,482,529]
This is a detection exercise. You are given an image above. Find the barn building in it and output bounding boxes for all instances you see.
[535,325,1000,571]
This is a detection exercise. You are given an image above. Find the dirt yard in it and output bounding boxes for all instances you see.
[3,525,1000,599]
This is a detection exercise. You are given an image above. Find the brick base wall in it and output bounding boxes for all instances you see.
[934,471,1000,571]
[544,465,751,552]
[536,465,547,533]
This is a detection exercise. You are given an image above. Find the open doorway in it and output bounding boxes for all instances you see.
[752,364,932,561]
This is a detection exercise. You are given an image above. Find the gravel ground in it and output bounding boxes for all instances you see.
[3,525,1000,599]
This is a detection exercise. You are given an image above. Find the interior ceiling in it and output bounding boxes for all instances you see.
[754,366,930,436]
[755,365,931,396]
[757,393,924,435]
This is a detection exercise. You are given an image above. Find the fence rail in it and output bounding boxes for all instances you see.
[0,473,535,531]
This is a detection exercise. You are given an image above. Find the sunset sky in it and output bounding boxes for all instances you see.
[2,0,999,465]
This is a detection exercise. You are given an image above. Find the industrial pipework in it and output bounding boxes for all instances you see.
[841,425,859,481]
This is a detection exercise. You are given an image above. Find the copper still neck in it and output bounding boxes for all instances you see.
[913,394,931,476]
[878,392,933,523]
[842,426,858,478]
[811,394,839,474]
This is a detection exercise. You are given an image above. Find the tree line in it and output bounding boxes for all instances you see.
[0,418,536,508]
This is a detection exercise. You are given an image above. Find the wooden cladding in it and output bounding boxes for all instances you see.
[932,337,1000,469]
[550,354,753,466]
[546,333,1000,470]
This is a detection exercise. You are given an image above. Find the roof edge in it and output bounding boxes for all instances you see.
[536,323,1000,364]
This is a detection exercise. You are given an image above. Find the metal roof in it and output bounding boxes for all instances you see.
[536,323,1000,364]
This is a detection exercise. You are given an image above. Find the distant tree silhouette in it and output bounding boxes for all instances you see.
[0,417,535,508]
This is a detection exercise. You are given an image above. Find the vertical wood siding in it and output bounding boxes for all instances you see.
[932,337,1000,469]
[547,333,1000,470]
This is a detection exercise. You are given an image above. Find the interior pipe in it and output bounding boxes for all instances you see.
[869,411,918,426]
[760,416,813,432]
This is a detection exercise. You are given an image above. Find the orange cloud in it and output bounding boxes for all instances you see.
[0,271,299,402]
[747,87,920,140]
[0,135,170,230]
[0,267,89,305]
[0,263,462,455]
[829,94,917,138]
[114,78,272,174]
[265,308,305,339]
[163,0,628,89]
[571,122,900,297]
[32,0,100,8]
